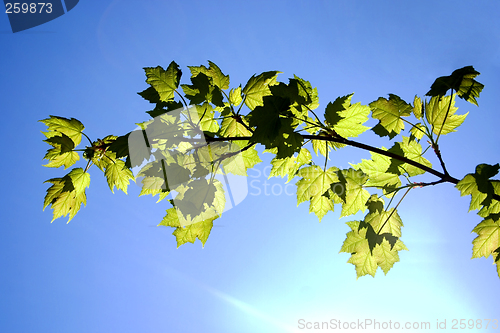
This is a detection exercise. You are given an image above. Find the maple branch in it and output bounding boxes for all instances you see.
[186,133,500,202]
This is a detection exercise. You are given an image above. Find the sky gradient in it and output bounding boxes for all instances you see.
[1,1,500,332]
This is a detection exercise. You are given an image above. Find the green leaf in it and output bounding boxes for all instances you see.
[351,150,401,195]
[471,214,500,259]
[340,219,407,278]
[426,66,484,106]
[296,166,339,205]
[325,94,370,138]
[413,95,423,119]
[159,207,215,247]
[158,207,181,227]
[369,94,412,136]
[43,168,90,222]
[269,148,311,183]
[43,147,80,169]
[138,86,162,104]
[104,160,134,194]
[309,195,334,222]
[219,113,252,137]
[188,61,230,90]
[372,238,401,275]
[425,94,467,135]
[242,71,281,110]
[478,181,500,218]
[346,235,377,278]
[174,179,217,222]
[248,95,303,158]
[388,136,432,177]
[365,208,403,238]
[409,123,426,140]
[172,218,215,248]
[107,133,130,159]
[339,168,370,218]
[229,86,243,106]
[189,103,220,133]
[138,176,166,197]
[457,174,488,212]
[240,146,263,172]
[221,150,247,176]
[312,139,328,156]
[144,62,182,102]
[44,132,75,153]
[182,73,224,107]
[456,164,499,212]
[333,102,370,138]
[311,138,344,156]
[293,75,319,111]
[339,221,366,253]
[371,122,398,139]
[40,115,84,146]
[324,95,352,128]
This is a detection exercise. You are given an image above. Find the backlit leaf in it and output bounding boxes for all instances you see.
[242,71,281,110]
[369,94,412,136]
[144,62,182,102]
[104,160,134,194]
[425,94,467,135]
[426,66,484,106]
[339,168,370,218]
[471,214,500,259]
[40,115,84,146]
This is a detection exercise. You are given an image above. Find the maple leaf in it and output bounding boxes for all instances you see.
[296,166,339,205]
[339,168,370,218]
[372,238,401,275]
[219,112,252,137]
[43,168,90,223]
[242,71,281,110]
[425,94,468,135]
[248,95,303,158]
[144,62,182,102]
[365,208,403,238]
[340,218,407,278]
[426,66,484,106]
[158,207,215,247]
[188,60,230,90]
[104,160,134,194]
[388,136,432,177]
[181,73,224,107]
[229,86,243,106]
[43,147,80,169]
[269,148,311,183]
[456,163,500,212]
[40,115,85,146]
[369,94,412,136]
[471,214,500,259]
[324,93,370,138]
[351,149,401,196]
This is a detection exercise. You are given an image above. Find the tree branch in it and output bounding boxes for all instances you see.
[202,133,500,202]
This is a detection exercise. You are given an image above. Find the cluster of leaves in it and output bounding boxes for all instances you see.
[40,63,500,278]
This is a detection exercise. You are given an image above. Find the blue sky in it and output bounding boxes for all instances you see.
[1,1,500,332]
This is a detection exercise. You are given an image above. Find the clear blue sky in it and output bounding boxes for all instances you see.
[1,1,499,332]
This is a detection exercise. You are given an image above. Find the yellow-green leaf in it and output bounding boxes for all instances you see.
[104,160,134,194]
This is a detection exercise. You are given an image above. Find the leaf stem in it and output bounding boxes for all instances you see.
[435,89,453,144]
[377,186,412,235]
[401,118,426,135]
[82,132,93,145]
[174,89,190,110]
